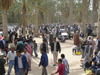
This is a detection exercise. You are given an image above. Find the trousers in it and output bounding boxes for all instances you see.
[16,69,25,75]
[42,67,47,75]
[53,51,58,65]
[7,60,14,75]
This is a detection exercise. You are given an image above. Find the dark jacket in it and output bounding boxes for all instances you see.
[97,39,100,50]
[0,59,5,75]
[0,40,4,49]
[14,55,28,72]
[81,44,86,50]
[51,41,61,52]
[39,52,48,67]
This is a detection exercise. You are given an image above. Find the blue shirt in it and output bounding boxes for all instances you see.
[39,52,48,67]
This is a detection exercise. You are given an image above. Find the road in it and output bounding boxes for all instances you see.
[5,37,86,75]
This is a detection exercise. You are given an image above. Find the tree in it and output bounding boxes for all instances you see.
[69,0,73,26]
[82,0,87,37]
[98,1,100,38]
[22,0,27,37]
[0,0,13,39]
[90,0,98,25]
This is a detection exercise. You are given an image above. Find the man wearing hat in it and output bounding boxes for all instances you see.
[83,41,93,66]
[7,47,16,75]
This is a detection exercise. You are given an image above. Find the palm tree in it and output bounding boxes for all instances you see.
[69,0,73,26]
[22,0,27,37]
[0,0,13,39]
[98,0,100,38]
[82,0,87,37]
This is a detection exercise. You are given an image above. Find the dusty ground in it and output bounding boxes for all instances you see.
[5,37,86,75]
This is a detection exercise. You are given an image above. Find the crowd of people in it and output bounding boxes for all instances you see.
[0,27,69,75]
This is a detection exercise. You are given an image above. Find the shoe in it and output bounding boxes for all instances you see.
[53,64,56,66]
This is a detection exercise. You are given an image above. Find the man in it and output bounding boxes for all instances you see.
[83,41,93,66]
[39,49,48,75]
[40,40,48,54]
[7,47,16,75]
[22,48,31,75]
[0,39,4,50]
[43,35,48,45]
[14,50,28,75]
[51,38,61,66]
[49,32,53,47]
[61,54,69,75]
[24,42,32,56]
[28,36,34,56]
[0,58,5,75]
[97,39,100,52]
[95,63,100,75]
[51,59,65,75]
[17,39,25,52]
[33,40,38,57]
[81,42,86,58]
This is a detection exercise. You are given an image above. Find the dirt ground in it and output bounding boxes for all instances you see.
[5,37,86,75]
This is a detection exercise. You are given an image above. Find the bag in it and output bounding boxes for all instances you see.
[76,51,81,55]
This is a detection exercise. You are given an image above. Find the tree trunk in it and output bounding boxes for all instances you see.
[34,1,38,35]
[90,0,97,25]
[69,0,73,26]
[82,0,87,37]
[2,9,8,39]
[22,1,27,37]
[97,1,100,38]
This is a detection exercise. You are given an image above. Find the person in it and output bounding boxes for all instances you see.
[90,38,95,51]
[14,31,18,40]
[83,41,93,66]
[51,59,65,75]
[97,39,100,52]
[22,48,31,75]
[85,61,92,70]
[17,39,25,52]
[80,31,84,38]
[43,34,48,45]
[51,38,61,66]
[28,36,34,55]
[40,40,49,54]
[8,30,13,43]
[14,50,28,75]
[39,48,48,75]
[7,47,16,75]
[0,39,4,50]
[33,40,38,57]
[0,58,5,75]
[81,42,86,58]
[49,32,53,47]
[95,63,100,75]
[72,45,77,54]
[24,42,32,56]
[61,54,69,75]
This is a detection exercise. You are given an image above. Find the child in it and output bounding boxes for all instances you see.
[51,59,65,75]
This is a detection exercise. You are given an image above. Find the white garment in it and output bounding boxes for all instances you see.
[18,57,23,68]
[62,58,69,71]
[53,52,58,65]
[22,52,31,63]
[7,51,16,60]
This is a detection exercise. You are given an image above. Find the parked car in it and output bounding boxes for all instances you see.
[58,29,68,40]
